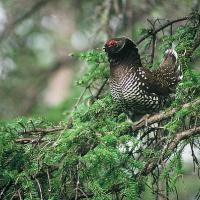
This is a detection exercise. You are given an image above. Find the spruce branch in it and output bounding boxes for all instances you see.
[141,126,200,176]
[74,126,200,200]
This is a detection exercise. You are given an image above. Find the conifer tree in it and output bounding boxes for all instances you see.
[0,4,200,200]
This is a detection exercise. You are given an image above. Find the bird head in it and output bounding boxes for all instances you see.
[104,37,135,55]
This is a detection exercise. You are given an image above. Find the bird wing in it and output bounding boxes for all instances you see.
[137,67,172,96]
[138,48,182,96]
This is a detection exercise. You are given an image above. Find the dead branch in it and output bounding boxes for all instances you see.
[15,137,44,144]
[18,127,63,135]
[16,127,64,144]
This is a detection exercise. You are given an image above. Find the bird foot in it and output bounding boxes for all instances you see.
[135,114,150,127]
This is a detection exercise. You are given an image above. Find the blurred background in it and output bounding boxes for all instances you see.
[0,0,198,120]
[0,0,199,199]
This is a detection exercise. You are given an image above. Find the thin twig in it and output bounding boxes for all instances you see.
[0,182,10,199]
[150,34,156,65]
[75,161,80,200]
[35,178,44,200]
[136,16,190,45]
[146,19,157,65]
[94,78,108,99]
[47,169,52,192]
[17,190,23,200]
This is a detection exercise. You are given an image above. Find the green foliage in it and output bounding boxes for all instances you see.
[123,179,139,200]
[76,50,109,87]
[160,153,184,193]
[157,21,200,134]
[160,25,196,54]
[1,16,200,200]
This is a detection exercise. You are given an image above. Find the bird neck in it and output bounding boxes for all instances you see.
[109,48,142,68]
[108,48,142,79]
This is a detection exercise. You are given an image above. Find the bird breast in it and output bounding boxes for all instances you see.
[109,68,161,113]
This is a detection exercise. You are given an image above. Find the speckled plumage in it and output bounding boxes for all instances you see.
[104,37,182,114]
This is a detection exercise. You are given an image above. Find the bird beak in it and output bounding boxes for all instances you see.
[103,44,108,51]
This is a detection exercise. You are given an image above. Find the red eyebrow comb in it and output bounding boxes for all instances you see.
[106,39,117,46]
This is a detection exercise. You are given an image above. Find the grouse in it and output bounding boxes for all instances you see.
[104,37,182,115]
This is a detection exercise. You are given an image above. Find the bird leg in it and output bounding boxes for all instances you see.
[134,114,150,127]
